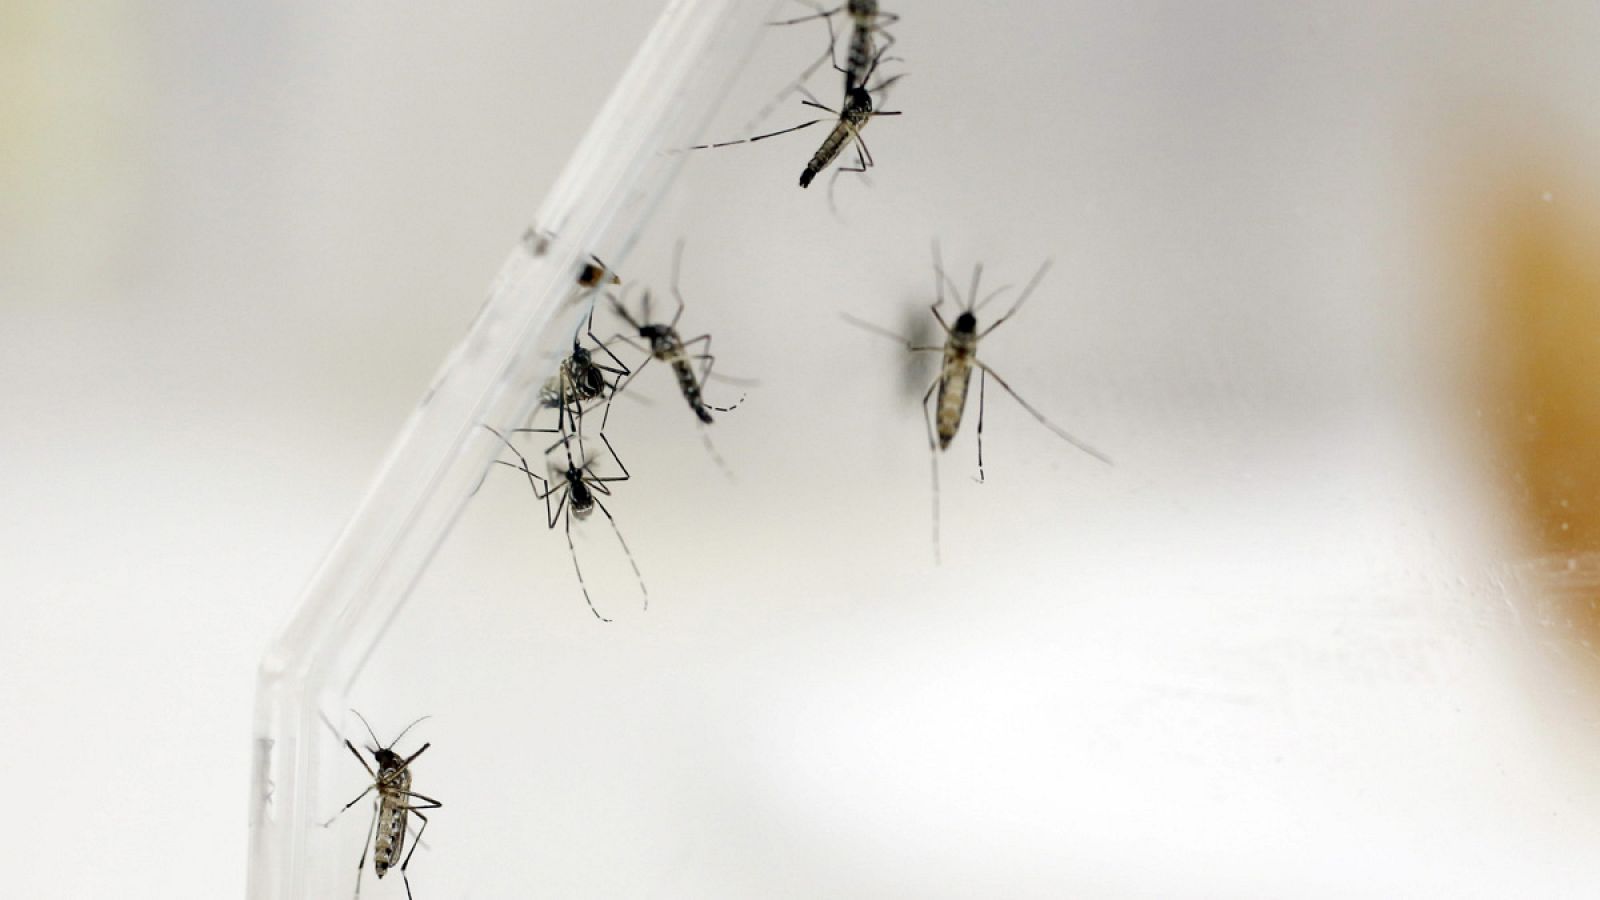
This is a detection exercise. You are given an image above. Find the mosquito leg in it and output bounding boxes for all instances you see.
[591,431,631,483]
[508,424,569,461]
[398,804,437,897]
[838,312,943,353]
[323,784,375,827]
[974,360,1113,465]
[353,802,378,900]
[697,421,737,482]
[826,144,870,216]
[399,814,425,900]
[607,291,643,332]
[975,368,987,484]
[979,259,1054,338]
[483,425,551,501]
[594,497,649,611]
[668,241,688,330]
[682,335,745,412]
[344,739,377,778]
[687,118,822,151]
[768,1,843,26]
[587,312,632,378]
[565,506,610,622]
[610,346,653,399]
[719,1,842,138]
[391,742,432,777]
[400,791,443,810]
[922,378,943,565]
[547,488,568,533]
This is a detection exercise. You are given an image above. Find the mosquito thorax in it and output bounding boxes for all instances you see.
[846,85,873,116]
[640,324,676,356]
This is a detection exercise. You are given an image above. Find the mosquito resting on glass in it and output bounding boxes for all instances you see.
[538,301,631,441]
[772,0,900,93]
[608,245,744,426]
[325,711,442,900]
[520,226,622,290]
[485,424,647,622]
[844,246,1112,561]
[688,46,902,199]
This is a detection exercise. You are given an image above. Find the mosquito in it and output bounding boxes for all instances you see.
[485,425,647,622]
[520,226,621,289]
[325,711,442,900]
[772,0,900,93]
[538,302,632,441]
[608,245,744,427]
[688,46,902,199]
[844,245,1112,561]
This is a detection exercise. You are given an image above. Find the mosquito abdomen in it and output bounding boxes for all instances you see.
[671,358,714,423]
[373,775,410,876]
[800,121,855,188]
[936,361,972,449]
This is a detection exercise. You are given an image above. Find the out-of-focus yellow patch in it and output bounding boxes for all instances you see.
[1480,172,1600,644]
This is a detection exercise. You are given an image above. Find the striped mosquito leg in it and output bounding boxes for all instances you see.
[922,376,942,565]
[565,506,611,622]
[594,497,648,611]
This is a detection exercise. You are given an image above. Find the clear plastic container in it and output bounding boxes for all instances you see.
[250,2,1600,896]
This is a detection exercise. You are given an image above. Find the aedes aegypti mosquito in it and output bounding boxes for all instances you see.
[485,425,647,622]
[538,302,632,440]
[325,711,442,900]
[520,226,622,290]
[608,245,745,426]
[845,246,1112,560]
[689,46,902,198]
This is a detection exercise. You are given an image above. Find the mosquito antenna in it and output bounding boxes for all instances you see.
[967,264,983,313]
[387,715,432,750]
[932,240,947,308]
[351,709,382,750]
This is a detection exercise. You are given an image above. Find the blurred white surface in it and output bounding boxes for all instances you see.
[6,1,1600,897]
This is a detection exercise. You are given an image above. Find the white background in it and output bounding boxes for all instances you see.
[6,1,1600,896]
